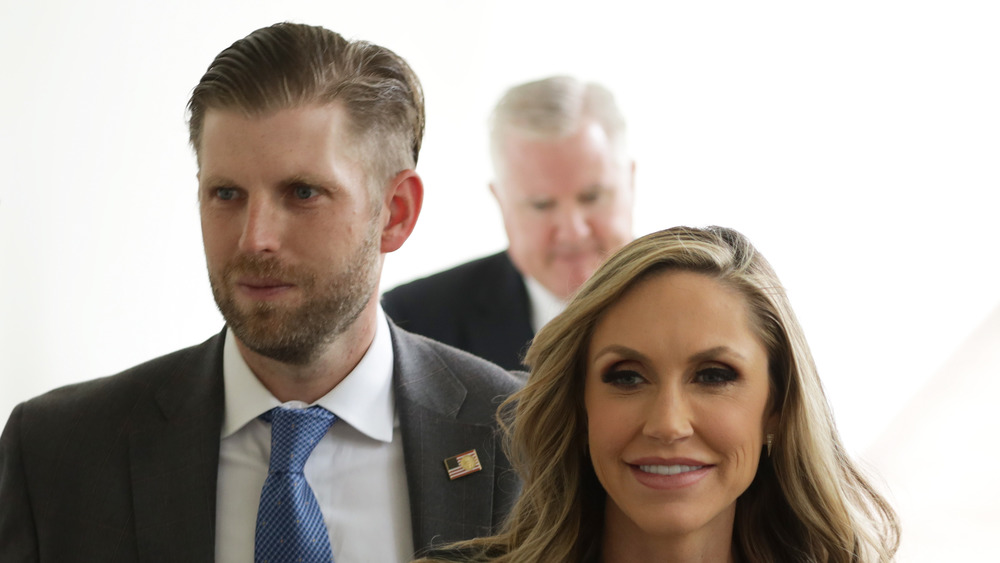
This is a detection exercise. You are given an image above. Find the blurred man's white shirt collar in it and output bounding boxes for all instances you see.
[524,275,567,333]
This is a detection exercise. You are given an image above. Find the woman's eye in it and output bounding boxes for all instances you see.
[695,366,738,385]
[601,369,645,388]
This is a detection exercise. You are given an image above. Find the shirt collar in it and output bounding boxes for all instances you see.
[221,306,396,442]
[523,275,567,333]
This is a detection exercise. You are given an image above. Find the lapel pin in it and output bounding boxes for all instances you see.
[444,449,483,480]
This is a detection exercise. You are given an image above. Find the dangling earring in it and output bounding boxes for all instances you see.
[766,433,774,457]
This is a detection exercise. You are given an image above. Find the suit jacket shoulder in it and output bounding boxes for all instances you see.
[389,323,525,556]
[382,252,534,370]
[2,325,525,562]
[0,333,225,562]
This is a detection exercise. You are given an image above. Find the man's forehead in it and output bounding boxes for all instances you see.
[201,101,352,129]
[198,103,364,158]
[498,137,623,192]
[196,103,372,188]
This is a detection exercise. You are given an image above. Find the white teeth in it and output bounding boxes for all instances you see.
[638,464,704,475]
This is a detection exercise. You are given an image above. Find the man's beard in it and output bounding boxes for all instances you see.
[208,224,381,365]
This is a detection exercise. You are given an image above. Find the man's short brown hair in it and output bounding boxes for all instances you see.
[187,22,424,193]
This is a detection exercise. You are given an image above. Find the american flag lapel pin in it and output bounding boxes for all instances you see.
[444,449,483,480]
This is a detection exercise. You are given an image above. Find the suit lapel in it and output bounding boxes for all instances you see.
[390,324,499,553]
[128,331,225,562]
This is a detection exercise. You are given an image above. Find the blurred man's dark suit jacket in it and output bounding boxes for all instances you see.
[382,251,534,371]
[0,322,523,562]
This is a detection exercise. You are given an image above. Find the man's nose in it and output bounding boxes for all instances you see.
[238,196,282,253]
[553,205,590,243]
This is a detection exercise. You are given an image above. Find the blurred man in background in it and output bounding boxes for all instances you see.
[383,76,635,369]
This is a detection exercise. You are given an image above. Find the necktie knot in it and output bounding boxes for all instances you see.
[262,406,337,473]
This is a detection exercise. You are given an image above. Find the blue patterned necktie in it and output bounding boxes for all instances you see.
[255,406,338,563]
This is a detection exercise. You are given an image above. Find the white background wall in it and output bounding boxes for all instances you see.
[2,1,998,558]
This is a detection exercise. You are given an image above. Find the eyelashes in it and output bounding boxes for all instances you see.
[694,366,738,385]
[211,186,240,200]
[601,368,645,387]
[598,365,739,388]
[288,183,323,200]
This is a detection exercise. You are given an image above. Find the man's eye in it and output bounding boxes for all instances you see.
[695,367,738,386]
[292,185,319,200]
[530,201,554,211]
[215,187,238,200]
[601,368,645,388]
[579,191,601,204]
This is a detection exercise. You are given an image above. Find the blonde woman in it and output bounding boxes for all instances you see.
[416,226,898,562]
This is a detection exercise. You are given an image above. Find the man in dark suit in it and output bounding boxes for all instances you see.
[383,76,636,370]
[0,23,522,563]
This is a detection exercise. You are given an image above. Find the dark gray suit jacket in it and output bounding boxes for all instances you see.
[0,324,523,562]
[382,252,534,371]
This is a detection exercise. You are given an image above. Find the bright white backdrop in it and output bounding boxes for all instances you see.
[2,1,998,559]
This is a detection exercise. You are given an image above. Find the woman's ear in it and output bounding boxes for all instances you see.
[764,413,780,456]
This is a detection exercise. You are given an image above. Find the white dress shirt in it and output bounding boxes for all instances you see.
[523,275,568,333]
[215,307,414,563]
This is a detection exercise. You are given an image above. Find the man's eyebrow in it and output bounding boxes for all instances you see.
[198,174,236,187]
[198,173,343,190]
[281,174,341,190]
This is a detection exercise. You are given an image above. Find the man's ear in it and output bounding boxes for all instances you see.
[380,169,423,253]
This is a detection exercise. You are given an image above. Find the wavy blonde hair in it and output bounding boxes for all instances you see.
[417,226,899,562]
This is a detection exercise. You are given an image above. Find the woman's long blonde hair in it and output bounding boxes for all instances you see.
[417,226,899,562]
